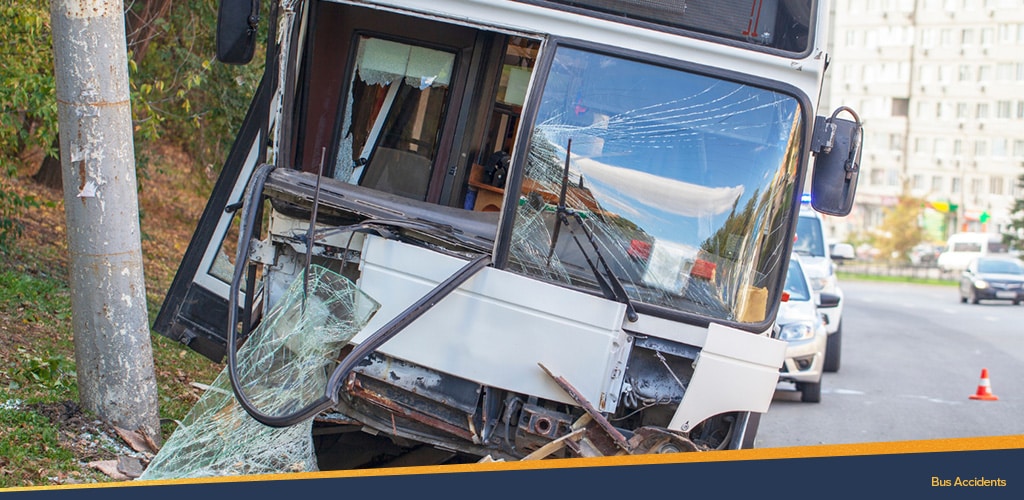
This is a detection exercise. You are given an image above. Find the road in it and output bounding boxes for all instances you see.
[754,278,1024,449]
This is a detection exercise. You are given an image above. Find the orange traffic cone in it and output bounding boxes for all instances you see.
[969,369,999,401]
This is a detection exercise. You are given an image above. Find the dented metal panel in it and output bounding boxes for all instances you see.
[353,235,630,413]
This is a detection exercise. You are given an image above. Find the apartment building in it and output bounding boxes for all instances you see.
[822,0,1024,244]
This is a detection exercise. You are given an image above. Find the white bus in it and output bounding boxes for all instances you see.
[155,0,863,466]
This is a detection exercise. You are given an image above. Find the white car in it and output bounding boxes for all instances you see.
[775,255,840,403]
[794,202,853,372]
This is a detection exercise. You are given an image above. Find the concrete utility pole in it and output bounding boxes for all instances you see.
[50,0,161,441]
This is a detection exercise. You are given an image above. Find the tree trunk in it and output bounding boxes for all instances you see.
[32,138,63,190]
[125,0,174,63]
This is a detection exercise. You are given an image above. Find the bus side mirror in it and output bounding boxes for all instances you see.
[809,107,863,217]
[216,0,260,65]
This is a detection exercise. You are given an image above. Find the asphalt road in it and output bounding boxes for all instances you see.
[754,278,1024,449]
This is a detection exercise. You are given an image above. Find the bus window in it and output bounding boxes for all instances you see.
[467,37,539,211]
[333,37,456,201]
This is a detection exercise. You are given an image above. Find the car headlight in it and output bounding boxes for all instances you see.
[810,275,836,292]
[779,322,816,342]
[973,280,989,289]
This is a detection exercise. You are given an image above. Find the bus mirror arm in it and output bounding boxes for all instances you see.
[808,106,863,217]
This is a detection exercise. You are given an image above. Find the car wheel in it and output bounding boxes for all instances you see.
[969,288,980,305]
[959,288,967,303]
[823,323,841,373]
[798,381,821,403]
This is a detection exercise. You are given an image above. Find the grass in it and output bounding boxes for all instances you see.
[0,145,223,488]
[0,405,85,487]
[838,271,958,287]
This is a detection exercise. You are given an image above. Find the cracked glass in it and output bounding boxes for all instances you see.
[508,46,803,324]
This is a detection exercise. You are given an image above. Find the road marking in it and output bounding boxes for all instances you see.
[830,388,865,395]
[906,395,964,405]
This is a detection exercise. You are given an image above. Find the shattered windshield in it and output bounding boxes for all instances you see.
[508,46,803,324]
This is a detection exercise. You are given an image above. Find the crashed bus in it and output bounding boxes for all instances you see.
[154,0,862,468]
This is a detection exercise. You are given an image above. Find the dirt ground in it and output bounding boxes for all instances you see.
[2,143,217,484]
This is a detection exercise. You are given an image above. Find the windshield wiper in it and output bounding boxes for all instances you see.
[558,208,639,322]
[547,138,638,322]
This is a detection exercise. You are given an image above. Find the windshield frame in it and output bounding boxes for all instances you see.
[513,0,819,59]
[494,37,813,331]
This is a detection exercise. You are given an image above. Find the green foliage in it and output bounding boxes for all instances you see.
[0,3,58,162]
[875,189,926,262]
[1,0,267,246]
[128,0,265,170]
[0,3,56,247]
[1004,169,1024,251]
[0,186,39,250]
[14,351,76,390]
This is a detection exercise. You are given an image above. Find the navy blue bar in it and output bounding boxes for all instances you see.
[6,448,1022,500]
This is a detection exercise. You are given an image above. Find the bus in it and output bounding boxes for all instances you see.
[155,0,863,466]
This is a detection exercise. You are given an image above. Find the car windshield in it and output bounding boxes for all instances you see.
[794,215,824,257]
[784,259,811,302]
[977,259,1024,275]
[506,45,805,324]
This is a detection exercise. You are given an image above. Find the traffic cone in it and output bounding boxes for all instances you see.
[969,369,999,401]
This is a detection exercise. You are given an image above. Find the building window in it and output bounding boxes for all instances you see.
[915,137,927,153]
[913,174,925,190]
[954,139,963,156]
[919,65,933,84]
[921,27,937,48]
[940,28,953,46]
[952,177,961,194]
[977,65,992,82]
[999,24,1014,43]
[888,168,900,186]
[974,65,991,81]
[932,175,944,192]
[974,140,988,156]
[997,62,1014,81]
[992,138,1007,157]
[997,100,1012,118]
[961,28,976,46]
[958,64,972,82]
[976,102,989,119]
[1014,139,1024,157]
[889,133,903,151]
[990,176,1004,195]
[970,178,984,196]
[934,138,947,155]
[892,97,909,117]
[870,168,884,186]
[957,102,969,118]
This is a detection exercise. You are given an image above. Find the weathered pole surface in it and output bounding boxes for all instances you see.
[50,0,161,441]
